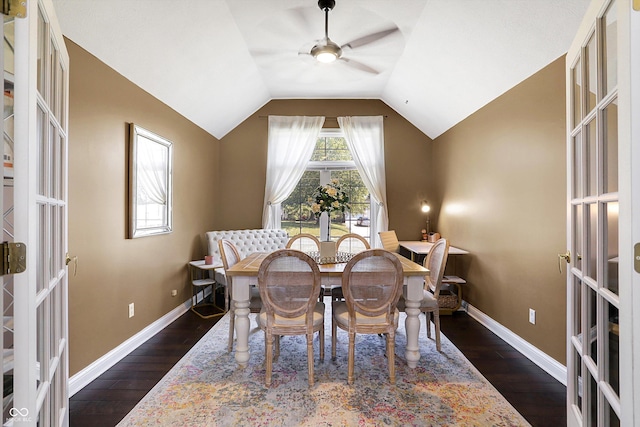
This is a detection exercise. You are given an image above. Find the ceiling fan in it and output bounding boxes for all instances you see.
[298,0,401,74]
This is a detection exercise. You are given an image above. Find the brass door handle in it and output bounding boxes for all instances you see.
[558,251,570,274]
[65,253,78,277]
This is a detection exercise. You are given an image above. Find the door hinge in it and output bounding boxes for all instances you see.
[2,242,26,275]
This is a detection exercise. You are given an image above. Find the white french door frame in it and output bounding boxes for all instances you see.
[13,0,69,425]
[566,0,638,425]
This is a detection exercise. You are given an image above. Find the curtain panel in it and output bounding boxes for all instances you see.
[262,115,325,229]
[337,116,388,247]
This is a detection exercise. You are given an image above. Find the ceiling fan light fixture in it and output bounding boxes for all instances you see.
[311,39,342,63]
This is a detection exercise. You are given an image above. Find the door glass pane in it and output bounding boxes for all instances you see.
[50,40,57,114]
[37,302,45,387]
[37,8,46,96]
[573,204,583,272]
[37,203,46,293]
[605,202,619,295]
[607,401,621,427]
[573,132,582,198]
[603,99,618,194]
[587,286,598,364]
[589,372,598,426]
[606,300,619,397]
[48,120,55,198]
[586,119,597,196]
[602,0,618,95]
[586,34,597,112]
[587,203,598,281]
[576,353,583,412]
[572,59,582,128]
[37,105,46,196]
[573,277,583,339]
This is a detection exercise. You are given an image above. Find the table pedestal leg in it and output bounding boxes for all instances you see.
[404,300,421,368]
[234,299,250,367]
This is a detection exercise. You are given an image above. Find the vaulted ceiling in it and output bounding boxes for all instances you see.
[51,0,590,140]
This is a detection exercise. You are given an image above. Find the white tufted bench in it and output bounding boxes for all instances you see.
[205,229,290,285]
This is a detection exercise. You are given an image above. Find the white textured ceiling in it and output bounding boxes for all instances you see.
[51,0,589,140]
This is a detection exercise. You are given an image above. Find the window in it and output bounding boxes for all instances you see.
[281,130,372,244]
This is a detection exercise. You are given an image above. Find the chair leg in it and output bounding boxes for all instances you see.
[227,303,235,352]
[387,331,396,384]
[265,332,273,387]
[275,335,280,361]
[434,310,441,352]
[347,331,355,385]
[425,311,432,339]
[331,315,337,360]
[319,321,325,361]
[307,333,315,386]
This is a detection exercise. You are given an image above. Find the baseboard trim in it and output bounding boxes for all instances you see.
[465,302,567,386]
[69,299,191,397]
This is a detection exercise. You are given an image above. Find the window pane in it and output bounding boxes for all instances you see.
[602,0,617,95]
[37,105,46,196]
[311,136,352,161]
[332,170,370,242]
[603,99,618,194]
[605,202,619,295]
[572,59,582,128]
[281,170,320,237]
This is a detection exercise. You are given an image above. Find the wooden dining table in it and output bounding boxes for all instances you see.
[225,251,430,369]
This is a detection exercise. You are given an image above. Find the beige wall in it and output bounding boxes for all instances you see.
[217,99,434,240]
[67,39,219,375]
[432,56,567,362]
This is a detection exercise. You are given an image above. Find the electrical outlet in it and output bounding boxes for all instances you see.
[171,289,177,297]
[529,308,536,325]
[129,303,135,318]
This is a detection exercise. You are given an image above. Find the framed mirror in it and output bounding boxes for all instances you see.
[129,124,173,238]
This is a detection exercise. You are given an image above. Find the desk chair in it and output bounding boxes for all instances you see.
[378,230,400,252]
[257,249,324,387]
[332,249,404,384]
[397,238,450,351]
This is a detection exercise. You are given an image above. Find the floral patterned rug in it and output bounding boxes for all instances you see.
[117,307,530,426]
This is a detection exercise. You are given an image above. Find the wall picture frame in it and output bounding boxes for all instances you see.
[128,124,173,238]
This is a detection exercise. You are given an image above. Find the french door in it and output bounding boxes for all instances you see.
[2,0,69,425]
[566,0,638,425]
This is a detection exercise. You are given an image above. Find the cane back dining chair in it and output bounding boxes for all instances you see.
[257,249,324,387]
[397,238,450,351]
[219,239,263,352]
[336,233,370,254]
[332,249,404,385]
[378,230,400,253]
[331,233,371,301]
[286,233,321,252]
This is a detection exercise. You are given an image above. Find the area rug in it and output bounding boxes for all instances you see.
[117,306,530,426]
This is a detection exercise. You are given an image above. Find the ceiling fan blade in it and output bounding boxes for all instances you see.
[342,26,400,50]
[341,58,380,75]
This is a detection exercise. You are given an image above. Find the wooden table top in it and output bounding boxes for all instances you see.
[226,251,429,277]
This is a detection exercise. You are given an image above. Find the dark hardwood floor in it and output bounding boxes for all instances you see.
[69,297,566,426]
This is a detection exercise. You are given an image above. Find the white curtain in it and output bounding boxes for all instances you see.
[337,116,388,247]
[138,136,167,206]
[262,115,325,229]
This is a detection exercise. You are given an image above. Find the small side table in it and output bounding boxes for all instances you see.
[188,260,226,319]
